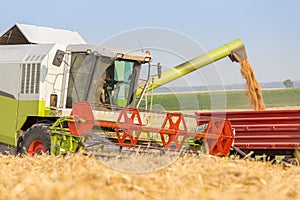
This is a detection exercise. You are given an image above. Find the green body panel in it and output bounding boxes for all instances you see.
[0,93,83,153]
[136,39,245,96]
[18,100,55,117]
[0,95,18,146]
[0,96,55,146]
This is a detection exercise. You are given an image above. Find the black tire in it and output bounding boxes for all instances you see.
[22,124,51,155]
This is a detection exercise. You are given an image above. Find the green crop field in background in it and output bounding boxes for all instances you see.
[141,88,300,111]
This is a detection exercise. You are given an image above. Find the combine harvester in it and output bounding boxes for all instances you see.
[0,24,246,157]
[2,23,293,161]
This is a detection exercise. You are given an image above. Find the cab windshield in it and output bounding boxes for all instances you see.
[66,53,140,109]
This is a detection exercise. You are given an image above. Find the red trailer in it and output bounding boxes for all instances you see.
[195,109,300,157]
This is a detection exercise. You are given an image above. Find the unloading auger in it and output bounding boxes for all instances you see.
[136,39,247,97]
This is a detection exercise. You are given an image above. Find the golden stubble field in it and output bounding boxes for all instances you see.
[1,153,300,200]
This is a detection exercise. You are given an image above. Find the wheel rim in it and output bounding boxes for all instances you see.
[28,140,46,156]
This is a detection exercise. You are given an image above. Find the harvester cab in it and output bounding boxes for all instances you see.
[55,44,151,110]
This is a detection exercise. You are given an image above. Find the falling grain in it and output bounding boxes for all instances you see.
[240,60,265,110]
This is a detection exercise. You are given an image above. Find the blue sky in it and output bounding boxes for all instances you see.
[1,0,299,87]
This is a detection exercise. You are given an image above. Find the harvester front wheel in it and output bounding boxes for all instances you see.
[22,124,51,156]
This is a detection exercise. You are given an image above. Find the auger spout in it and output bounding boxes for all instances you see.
[136,39,247,96]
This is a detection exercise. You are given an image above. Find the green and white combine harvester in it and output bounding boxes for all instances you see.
[0,24,247,156]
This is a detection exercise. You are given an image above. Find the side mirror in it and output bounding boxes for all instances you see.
[52,50,65,67]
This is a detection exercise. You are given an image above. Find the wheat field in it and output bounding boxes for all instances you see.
[0,153,299,200]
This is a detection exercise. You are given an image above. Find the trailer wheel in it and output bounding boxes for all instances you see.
[22,124,51,156]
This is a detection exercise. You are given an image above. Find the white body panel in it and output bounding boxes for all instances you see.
[0,44,69,109]
[0,23,86,45]
[0,63,21,99]
[40,44,68,107]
